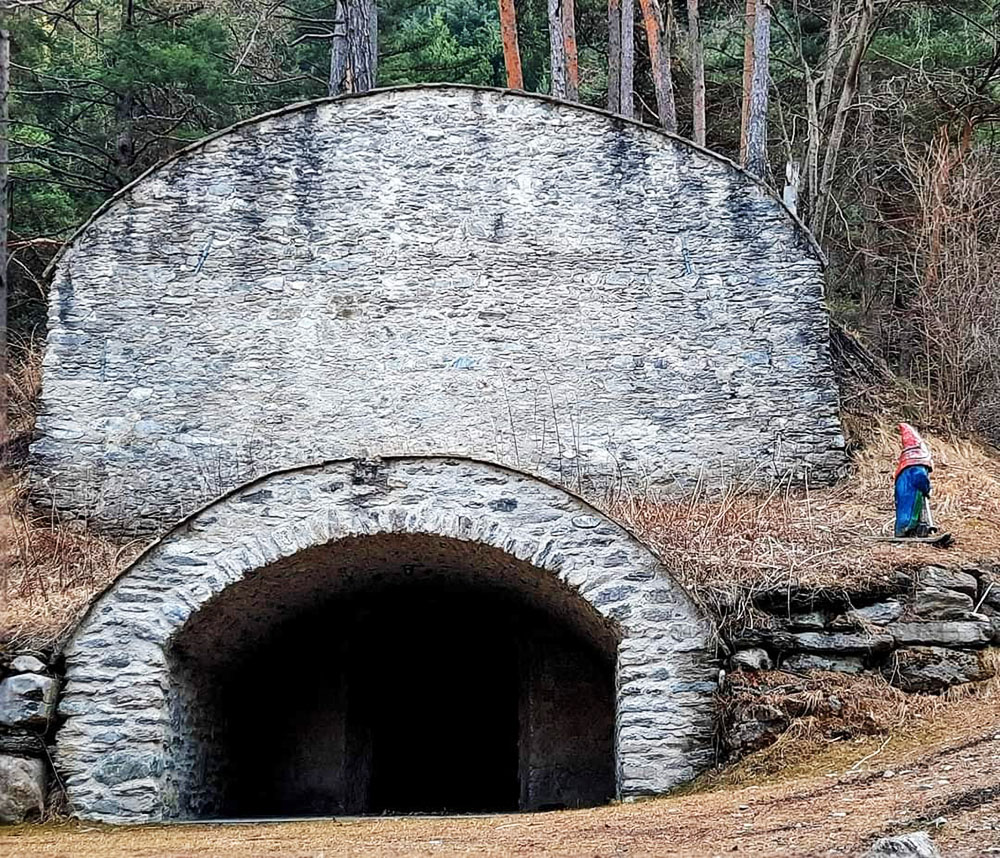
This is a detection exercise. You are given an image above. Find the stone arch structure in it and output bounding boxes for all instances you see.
[33,84,844,534]
[57,457,716,823]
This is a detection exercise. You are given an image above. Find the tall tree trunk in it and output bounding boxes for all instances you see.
[563,0,579,100]
[608,0,634,115]
[0,29,8,449]
[548,0,568,98]
[498,0,524,88]
[815,0,874,240]
[329,0,348,95]
[638,0,676,131]
[548,0,578,100]
[687,0,705,145]
[608,0,622,111]
[329,0,377,94]
[620,0,634,116]
[744,0,770,178]
[739,0,756,163]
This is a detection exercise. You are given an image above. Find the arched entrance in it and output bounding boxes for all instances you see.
[56,457,717,823]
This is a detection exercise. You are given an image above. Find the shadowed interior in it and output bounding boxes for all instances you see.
[166,533,619,818]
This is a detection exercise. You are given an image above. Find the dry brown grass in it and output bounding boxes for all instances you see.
[712,649,1000,788]
[612,422,1000,626]
[0,473,141,650]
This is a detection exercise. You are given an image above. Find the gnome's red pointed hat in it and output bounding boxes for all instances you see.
[896,422,933,478]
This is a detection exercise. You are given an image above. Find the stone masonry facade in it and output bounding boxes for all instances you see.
[33,85,845,533]
[56,457,718,822]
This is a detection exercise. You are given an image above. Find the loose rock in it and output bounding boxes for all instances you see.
[883,646,995,692]
[730,648,773,671]
[0,755,46,824]
[863,831,940,858]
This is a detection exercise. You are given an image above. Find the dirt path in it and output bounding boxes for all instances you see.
[2,705,999,858]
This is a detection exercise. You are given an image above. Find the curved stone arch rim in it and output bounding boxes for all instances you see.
[58,454,711,652]
[44,83,825,278]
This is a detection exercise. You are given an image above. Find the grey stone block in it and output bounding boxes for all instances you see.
[883,646,994,693]
[888,620,993,647]
[9,656,46,674]
[910,586,974,620]
[781,653,865,674]
[0,674,58,730]
[0,755,46,824]
[837,600,904,626]
[789,631,894,654]
[917,566,978,597]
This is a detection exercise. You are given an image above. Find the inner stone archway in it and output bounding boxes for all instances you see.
[56,457,718,823]
[171,533,619,817]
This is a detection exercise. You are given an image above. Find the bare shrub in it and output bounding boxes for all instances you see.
[883,136,1000,439]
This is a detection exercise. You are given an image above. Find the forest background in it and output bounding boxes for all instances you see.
[2,0,1000,449]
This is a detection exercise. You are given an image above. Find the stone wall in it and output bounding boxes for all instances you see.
[33,85,845,535]
[724,563,1000,755]
[0,652,58,824]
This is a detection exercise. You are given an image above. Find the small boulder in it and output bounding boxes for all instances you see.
[918,566,978,597]
[882,646,994,693]
[910,586,974,620]
[9,656,46,675]
[0,674,59,730]
[782,653,865,675]
[863,831,940,858]
[888,620,992,648]
[731,648,773,671]
[0,755,46,824]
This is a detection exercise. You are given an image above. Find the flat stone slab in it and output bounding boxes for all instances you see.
[888,620,992,648]
[917,566,978,597]
[789,631,894,654]
[910,586,974,620]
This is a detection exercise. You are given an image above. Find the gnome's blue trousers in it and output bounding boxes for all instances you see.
[894,465,932,537]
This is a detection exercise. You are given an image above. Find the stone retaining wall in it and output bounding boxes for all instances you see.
[723,563,1000,755]
[0,652,57,824]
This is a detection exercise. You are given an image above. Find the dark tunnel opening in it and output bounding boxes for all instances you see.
[166,534,619,819]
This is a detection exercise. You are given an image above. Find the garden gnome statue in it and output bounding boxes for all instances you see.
[895,422,935,538]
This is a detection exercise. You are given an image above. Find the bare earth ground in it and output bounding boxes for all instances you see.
[1,693,998,858]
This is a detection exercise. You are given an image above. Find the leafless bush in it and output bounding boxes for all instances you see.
[881,137,1000,439]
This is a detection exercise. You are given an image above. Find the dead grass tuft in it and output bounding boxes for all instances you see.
[706,655,1000,789]
[0,473,142,650]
